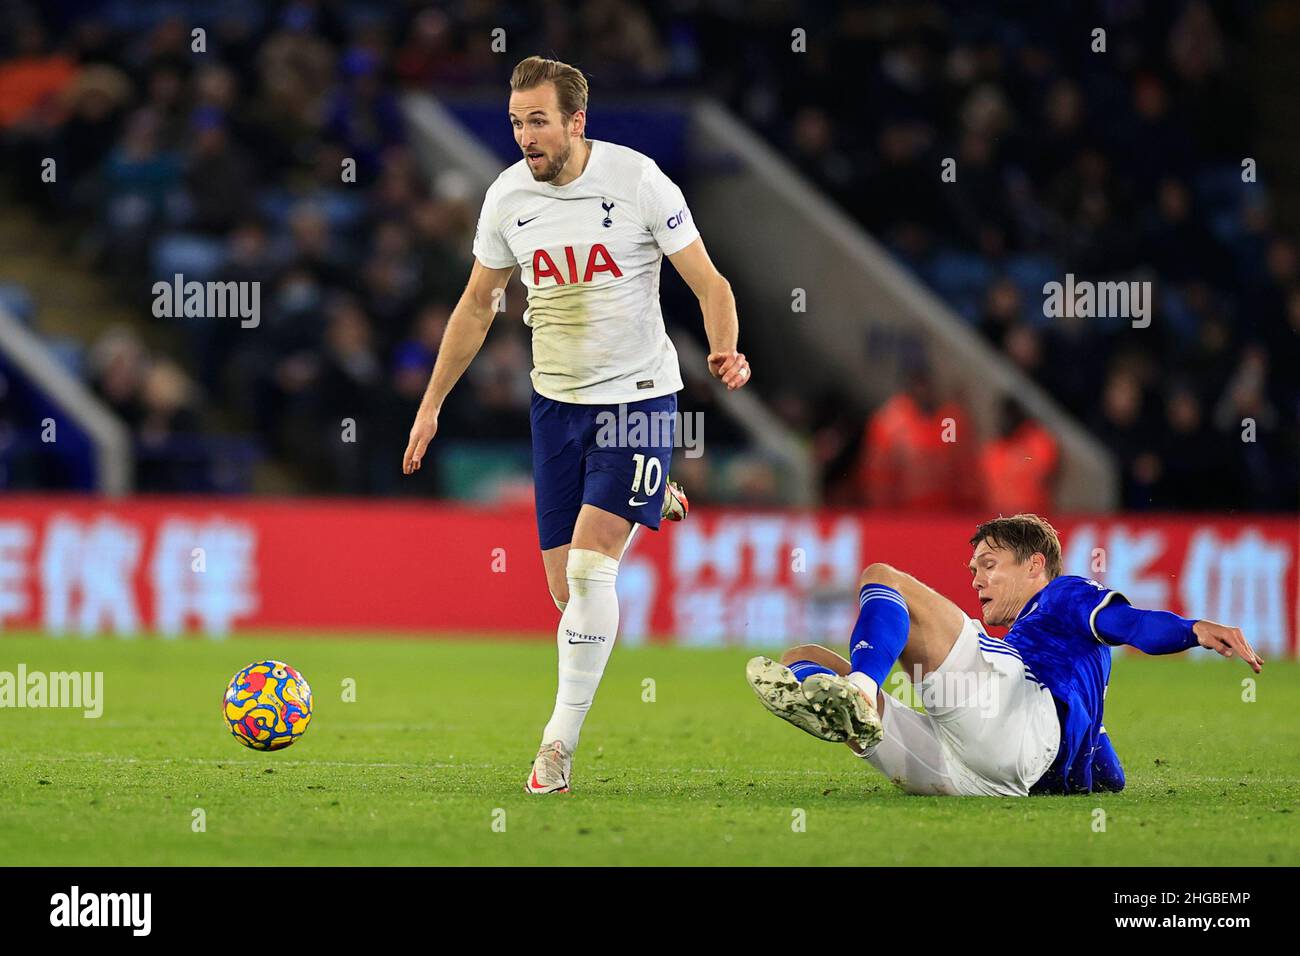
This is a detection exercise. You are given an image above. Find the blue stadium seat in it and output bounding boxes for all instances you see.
[43,336,87,379]
[926,249,993,298]
[258,189,367,234]
[151,233,227,284]
[1195,164,1252,215]
[1158,286,1200,345]
[1004,256,1063,327]
[0,282,36,325]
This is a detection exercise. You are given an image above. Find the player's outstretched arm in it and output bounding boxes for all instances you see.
[667,238,751,390]
[1094,603,1263,673]
[403,260,516,474]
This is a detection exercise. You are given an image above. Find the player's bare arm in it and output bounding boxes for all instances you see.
[667,238,750,390]
[402,260,517,474]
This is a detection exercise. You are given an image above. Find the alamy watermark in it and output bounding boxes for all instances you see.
[595,404,704,458]
[50,886,150,935]
[1043,273,1151,327]
[0,664,103,718]
[152,273,260,328]
[886,663,1002,718]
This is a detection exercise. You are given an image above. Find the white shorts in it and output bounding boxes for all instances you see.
[864,615,1061,796]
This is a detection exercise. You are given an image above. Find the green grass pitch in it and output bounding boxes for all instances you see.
[1,634,1296,866]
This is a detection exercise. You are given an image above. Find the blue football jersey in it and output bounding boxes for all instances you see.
[1003,575,1128,794]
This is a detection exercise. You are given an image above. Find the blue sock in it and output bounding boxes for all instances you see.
[849,584,910,687]
[788,660,835,682]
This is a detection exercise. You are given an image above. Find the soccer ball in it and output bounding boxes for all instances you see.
[223,660,313,751]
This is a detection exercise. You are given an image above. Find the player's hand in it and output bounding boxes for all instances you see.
[1193,620,1263,673]
[402,408,439,475]
[708,350,751,390]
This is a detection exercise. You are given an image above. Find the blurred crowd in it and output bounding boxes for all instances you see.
[2,6,491,493]
[0,0,1295,510]
[711,1,1298,510]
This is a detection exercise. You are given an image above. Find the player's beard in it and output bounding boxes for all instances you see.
[530,141,571,183]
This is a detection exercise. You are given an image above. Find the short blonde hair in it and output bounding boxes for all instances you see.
[510,56,588,120]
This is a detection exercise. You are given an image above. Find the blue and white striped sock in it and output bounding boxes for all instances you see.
[848,584,910,699]
[788,660,835,682]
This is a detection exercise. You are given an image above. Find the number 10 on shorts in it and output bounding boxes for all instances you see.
[631,453,663,497]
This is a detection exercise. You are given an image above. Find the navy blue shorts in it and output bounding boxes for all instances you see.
[530,391,678,551]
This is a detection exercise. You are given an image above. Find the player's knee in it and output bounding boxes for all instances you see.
[859,562,903,590]
[566,547,619,585]
[546,571,570,607]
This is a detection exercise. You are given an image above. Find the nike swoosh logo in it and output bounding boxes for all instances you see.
[567,638,604,644]
[517,216,540,227]
[628,497,648,507]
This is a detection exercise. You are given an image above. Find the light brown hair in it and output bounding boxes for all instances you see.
[510,56,589,121]
[969,513,1063,579]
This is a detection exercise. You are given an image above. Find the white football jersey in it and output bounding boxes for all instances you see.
[472,139,699,404]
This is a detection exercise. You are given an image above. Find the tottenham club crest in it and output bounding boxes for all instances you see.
[601,200,615,227]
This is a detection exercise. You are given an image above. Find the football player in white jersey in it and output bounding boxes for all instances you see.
[402,56,751,793]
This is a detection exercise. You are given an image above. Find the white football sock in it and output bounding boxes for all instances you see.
[848,671,879,702]
[846,672,883,759]
[620,523,640,558]
[541,548,620,753]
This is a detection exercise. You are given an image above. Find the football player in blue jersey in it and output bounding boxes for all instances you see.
[746,513,1262,795]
